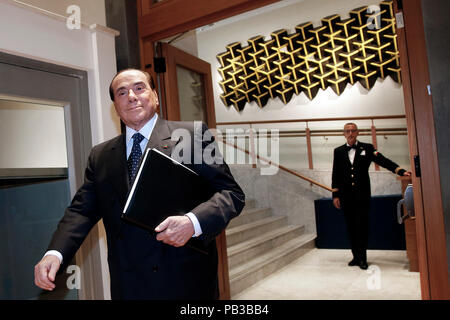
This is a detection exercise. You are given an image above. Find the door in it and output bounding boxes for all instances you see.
[0,52,100,299]
[395,0,450,299]
[156,42,230,299]
[158,42,217,127]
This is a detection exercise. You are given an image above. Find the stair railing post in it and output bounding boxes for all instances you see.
[371,119,380,171]
[306,122,314,169]
[249,124,257,169]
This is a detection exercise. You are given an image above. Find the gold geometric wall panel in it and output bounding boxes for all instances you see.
[217,0,401,111]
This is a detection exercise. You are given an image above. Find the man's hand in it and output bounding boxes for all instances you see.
[155,216,194,247]
[333,197,341,209]
[403,171,412,177]
[34,255,60,291]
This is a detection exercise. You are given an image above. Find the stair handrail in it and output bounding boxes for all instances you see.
[216,114,406,126]
[218,138,333,193]
[215,114,407,185]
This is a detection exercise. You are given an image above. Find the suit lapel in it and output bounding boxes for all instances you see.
[145,117,178,156]
[353,143,364,166]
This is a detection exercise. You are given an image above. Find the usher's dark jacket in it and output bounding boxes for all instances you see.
[332,141,405,203]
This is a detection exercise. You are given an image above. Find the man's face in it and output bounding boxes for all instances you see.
[343,124,359,146]
[111,70,158,131]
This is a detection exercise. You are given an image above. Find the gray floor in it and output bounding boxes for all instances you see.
[233,249,422,300]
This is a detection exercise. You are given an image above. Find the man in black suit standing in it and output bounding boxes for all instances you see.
[34,68,245,299]
[332,123,410,270]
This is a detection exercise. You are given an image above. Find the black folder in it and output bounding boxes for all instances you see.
[121,148,215,247]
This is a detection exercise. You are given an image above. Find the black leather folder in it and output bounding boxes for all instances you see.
[121,148,215,252]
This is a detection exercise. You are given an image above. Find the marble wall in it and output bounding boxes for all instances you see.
[230,165,402,236]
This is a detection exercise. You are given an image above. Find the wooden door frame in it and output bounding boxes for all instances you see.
[393,0,429,298]
[395,0,430,298]
[398,0,450,299]
[158,42,217,128]
[137,0,281,41]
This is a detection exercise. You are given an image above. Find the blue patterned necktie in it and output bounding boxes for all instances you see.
[127,133,145,183]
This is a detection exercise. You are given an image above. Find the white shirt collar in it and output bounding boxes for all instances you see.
[125,113,158,144]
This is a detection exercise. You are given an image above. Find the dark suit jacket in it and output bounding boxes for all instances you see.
[332,141,404,205]
[47,117,245,299]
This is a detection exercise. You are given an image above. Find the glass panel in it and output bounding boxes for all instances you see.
[0,99,68,173]
[278,136,308,171]
[0,179,76,300]
[372,134,411,169]
[176,65,206,122]
[310,135,342,169]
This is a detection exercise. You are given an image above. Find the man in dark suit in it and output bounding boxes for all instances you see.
[34,68,245,299]
[332,122,410,270]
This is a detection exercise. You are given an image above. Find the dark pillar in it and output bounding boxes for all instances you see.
[105,0,141,71]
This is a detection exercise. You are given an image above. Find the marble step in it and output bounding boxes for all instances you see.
[228,224,305,269]
[243,199,256,210]
[228,207,272,228]
[226,215,287,247]
[229,233,316,297]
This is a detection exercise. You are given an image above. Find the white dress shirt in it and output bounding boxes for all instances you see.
[45,114,202,264]
[347,141,358,164]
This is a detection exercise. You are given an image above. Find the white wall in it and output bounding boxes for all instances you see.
[0,0,120,144]
[195,0,410,170]
[17,0,106,26]
[0,100,68,168]
[0,0,118,299]
[197,0,405,122]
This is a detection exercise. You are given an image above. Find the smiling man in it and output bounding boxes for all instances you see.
[34,68,245,299]
[110,69,158,131]
[331,122,410,270]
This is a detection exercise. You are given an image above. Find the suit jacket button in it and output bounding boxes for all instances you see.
[351,167,354,170]
[152,265,158,272]
[352,182,355,186]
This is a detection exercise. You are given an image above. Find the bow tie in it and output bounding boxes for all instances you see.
[346,145,357,151]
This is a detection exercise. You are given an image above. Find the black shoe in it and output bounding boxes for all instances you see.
[348,259,359,266]
[359,261,368,270]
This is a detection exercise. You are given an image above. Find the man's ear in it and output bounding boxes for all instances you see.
[153,89,159,106]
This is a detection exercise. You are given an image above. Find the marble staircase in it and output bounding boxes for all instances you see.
[227,199,316,297]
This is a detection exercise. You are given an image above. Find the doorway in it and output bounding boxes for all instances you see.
[137,0,449,299]
[157,41,217,128]
[0,52,94,299]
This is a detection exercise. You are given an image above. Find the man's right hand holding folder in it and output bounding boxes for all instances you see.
[155,216,194,247]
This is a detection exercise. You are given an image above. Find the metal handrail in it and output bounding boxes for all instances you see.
[215,114,407,193]
[216,115,406,126]
[219,138,333,192]
[218,127,407,138]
